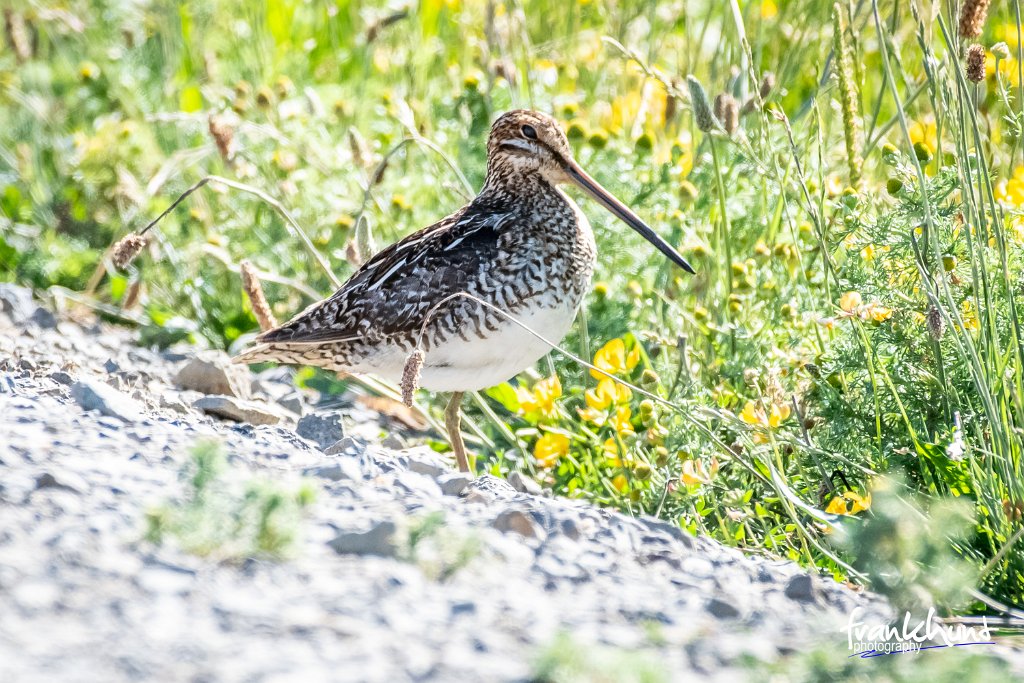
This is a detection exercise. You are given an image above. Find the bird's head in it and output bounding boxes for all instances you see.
[485,109,695,274]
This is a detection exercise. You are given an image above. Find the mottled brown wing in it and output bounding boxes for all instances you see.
[255,203,516,345]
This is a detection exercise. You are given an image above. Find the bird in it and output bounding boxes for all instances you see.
[235,110,694,473]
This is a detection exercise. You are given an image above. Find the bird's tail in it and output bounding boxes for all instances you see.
[232,343,317,367]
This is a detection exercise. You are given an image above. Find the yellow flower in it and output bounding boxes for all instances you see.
[761,0,778,19]
[590,338,641,380]
[826,491,872,516]
[740,400,765,426]
[839,291,862,313]
[863,302,893,322]
[612,473,629,493]
[609,405,634,435]
[825,496,848,515]
[534,433,569,468]
[681,459,711,486]
[845,491,872,514]
[603,437,633,467]
[909,117,938,156]
[768,403,791,428]
[516,375,562,418]
[996,166,1024,207]
[578,378,631,423]
[961,300,980,331]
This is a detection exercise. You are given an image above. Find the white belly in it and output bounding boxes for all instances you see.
[355,300,579,392]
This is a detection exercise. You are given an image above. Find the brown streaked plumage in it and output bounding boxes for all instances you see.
[235,110,694,472]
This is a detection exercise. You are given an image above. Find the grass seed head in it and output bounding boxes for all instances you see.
[714,93,739,135]
[239,260,277,332]
[958,0,991,39]
[927,305,946,341]
[401,349,424,408]
[111,232,147,270]
[966,44,986,83]
[686,75,718,133]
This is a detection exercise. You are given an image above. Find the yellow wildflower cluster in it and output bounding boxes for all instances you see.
[534,432,569,469]
[740,400,791,443]
[517,375,562,420]
[995,166,1024,207]
[838,291,893,322]
[825,491,872,516]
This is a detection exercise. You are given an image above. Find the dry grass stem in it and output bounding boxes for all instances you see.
[239,260,277,332]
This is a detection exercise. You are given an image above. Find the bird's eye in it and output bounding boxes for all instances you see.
[521,124,538,140]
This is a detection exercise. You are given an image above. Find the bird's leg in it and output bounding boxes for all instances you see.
[444,391,470,474]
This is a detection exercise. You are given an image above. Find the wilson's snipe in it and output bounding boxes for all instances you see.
[236,110,694,472]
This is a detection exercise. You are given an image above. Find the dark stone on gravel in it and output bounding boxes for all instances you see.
[706,598,742,619]
[296,412,346,450]
[192,396,283,425]
[492,510,542,539]
[437,472,474,496]
[34,471,87,494]
[328,521,398,556]
[784,574,819,603]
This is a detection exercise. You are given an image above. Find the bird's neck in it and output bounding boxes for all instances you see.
[480,165,562,204]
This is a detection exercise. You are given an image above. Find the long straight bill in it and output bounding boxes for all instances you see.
[566,160,696,274]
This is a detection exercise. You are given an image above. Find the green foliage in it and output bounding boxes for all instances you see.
[531,632,667,683]
[5,0,1024,614]
[832,477,978,613]
[145,440,315,560]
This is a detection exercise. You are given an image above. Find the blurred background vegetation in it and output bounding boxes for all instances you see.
[4,0,1024,623]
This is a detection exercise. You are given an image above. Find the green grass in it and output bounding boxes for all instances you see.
[145,440,316,560]
[5,0,1024,614]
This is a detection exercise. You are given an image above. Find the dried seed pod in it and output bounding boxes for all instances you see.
[966,44,986,83]
[401,349,424,407]
[239,260,277,332]
[927,304,946,341]
[714,93,739,135]
[958,0,991,40]
[208,113,236,162]
[111,232,147,270]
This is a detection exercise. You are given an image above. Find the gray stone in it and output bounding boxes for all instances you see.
[30,306,57,329]
[193,396,283,425]
[324,436,366,456]
[437,472,474,496]
[174,351,252,398]
[462,474,517,504]
[492,509,542,539]
[70,378,144,423]
[328,521,397,556]
[784,574,818,603]
[393,470,443,500]
[34,470,88,494]
[0,283,35,324]
[296,412,346,450]
[405,447,450,478]
[49,370,75,385]
[706,598,741,619]
[303,458,364,482]
[507,471,543,496]
[276,391,306,416]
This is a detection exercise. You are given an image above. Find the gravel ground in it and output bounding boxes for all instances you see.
[1,284,1017,682]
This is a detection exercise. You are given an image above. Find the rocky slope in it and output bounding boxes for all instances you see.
[1,283,999,682]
